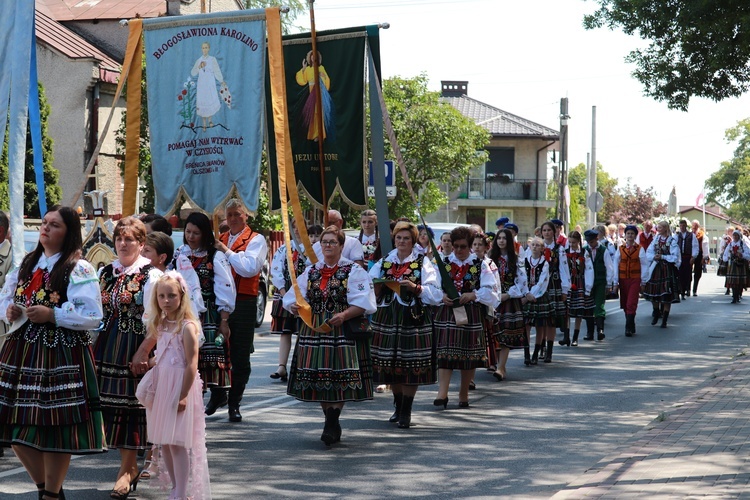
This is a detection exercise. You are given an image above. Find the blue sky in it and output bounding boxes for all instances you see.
[301,0,750,209]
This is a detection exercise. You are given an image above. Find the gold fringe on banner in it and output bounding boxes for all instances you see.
[123,20,143,216]
[266,7,329,333]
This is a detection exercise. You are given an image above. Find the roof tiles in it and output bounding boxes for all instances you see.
[37,0,166,21]
[443,95,559,139]
[36,9,121,83]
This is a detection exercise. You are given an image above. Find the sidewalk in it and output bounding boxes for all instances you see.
[552,349,750,499]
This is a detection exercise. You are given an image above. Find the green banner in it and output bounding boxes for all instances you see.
[266,26,381,210]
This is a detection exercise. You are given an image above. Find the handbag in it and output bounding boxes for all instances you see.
[342,315,373,341]
[717,258,728,276]
[135,367,158,410]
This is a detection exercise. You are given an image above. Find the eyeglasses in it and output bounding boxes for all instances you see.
[453,243,469,249]
[320,240,340,247]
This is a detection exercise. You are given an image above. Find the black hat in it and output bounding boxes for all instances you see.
[495,217,509,226]
[505,223,518,233]
[551,219,564,227]
[584,229,599,240]
[624,224,638,235]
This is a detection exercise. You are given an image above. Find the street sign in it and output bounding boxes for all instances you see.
[368,160,395,187]
[368,186,397,198]
[587,192,604,212]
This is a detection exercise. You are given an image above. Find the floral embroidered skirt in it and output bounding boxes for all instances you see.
[287,311,373,403]
[371,300,436,386]
[644,262,681,304]
[434,303,487,370]
[94,322,147,450]
[270,294,298,335]
[0,328,105,454]
[494,298,527,349]
[198,303,231,389]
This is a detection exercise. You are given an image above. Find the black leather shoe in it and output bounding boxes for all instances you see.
[228,407,242,422]
[205,391,228,416]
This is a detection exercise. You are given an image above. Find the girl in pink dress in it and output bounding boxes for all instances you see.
[137,272,211,500]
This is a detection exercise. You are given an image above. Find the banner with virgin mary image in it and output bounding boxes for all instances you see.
[266,26,381,210]
[143,10,266,215]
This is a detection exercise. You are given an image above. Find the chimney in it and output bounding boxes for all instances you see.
[441,80,468,97]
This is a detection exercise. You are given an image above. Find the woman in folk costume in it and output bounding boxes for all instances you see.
[172,213,236,415]
[95,216,161,499]
[488,229,529,378]
[0,206,104,500]
[613,225,649,337]
[539,221,570,361]
[523,237,553,364]
[643,220,681,328]
[471,232,498,375]
[722,230,750,304]
[433,226,500,408]
[717,227,734,293]
[357,209,379,269]
[369,222,442,428]
[284,226,376,446]
[582,230,614,341]
[559,231,592,347]
[269,219,309,383]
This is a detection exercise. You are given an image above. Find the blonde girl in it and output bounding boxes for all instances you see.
[139,272,211,500]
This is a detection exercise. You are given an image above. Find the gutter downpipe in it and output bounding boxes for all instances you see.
[535,139,556,229]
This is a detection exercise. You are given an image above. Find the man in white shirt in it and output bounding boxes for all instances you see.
[213,199,268,422]
[312,210,364,266]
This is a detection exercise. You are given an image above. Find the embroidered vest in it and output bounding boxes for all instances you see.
[100,263,153,336]
[586,246,606,284]
[282,246,308,291]
[618,244,641,279]
[566,250,585,291]
[443,257,482,294]
[220,228,260,296]
[677,231,693,258]
[307,264,353,314]
[14,265,91,347]
[497,256,516,294]
[379,254,425,303]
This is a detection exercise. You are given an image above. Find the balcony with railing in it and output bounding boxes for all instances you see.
[456,175,548,202]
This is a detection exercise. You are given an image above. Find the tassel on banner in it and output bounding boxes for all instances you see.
[267,7,329,333]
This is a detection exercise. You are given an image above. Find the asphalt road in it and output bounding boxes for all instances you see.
[1,272,747,499]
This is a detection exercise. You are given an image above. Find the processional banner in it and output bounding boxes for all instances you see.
[143,10,266,215]
[266,27,381,210]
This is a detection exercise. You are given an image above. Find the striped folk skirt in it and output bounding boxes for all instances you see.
[0,330,105,454]
[523,291,556,327]
[287,311,373,403]
[434,303,487,370]
[547,276,568,327]
[270,294,298,335]
[643,262,681,304]
[371,300,436,386]
[725,259,750,288]
[493,297,527,349]
[198,302,231,389]
[93,322,147,450]
[567,287,594,318]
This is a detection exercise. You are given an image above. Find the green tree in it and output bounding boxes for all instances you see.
[380,74,489,219]
[548,162,619,228]
[705,118,750,222]
[584,1,750,111]
[0,82,61,217]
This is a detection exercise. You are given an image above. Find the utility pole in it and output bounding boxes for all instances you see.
[559,98,570,226]
[589,105,597,227]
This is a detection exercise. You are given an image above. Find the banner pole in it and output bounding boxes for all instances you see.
[308,0,328,225]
